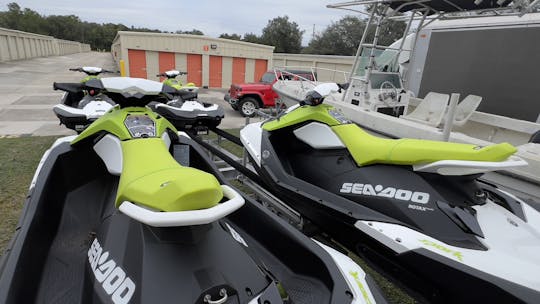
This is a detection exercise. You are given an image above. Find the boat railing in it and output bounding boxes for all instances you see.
[272,67,317,92]
[273,66,351,84]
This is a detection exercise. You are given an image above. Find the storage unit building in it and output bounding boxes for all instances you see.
[111,31,274,88]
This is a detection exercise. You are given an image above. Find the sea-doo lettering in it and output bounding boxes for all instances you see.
[88,239,136,304]
[340,183,430,204]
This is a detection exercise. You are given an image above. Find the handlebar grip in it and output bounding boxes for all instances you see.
[69,68,80,71]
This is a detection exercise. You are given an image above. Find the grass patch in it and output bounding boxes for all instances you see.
[347,249,416,304]
[203,128,244,157]
[0,136,59,251]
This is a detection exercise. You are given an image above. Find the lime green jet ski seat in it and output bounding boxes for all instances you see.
[116,138,223,212]
[332,124,517,167]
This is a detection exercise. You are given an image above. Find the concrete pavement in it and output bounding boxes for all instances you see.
[0,52,261,137]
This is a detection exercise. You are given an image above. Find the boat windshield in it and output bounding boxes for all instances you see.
[354,48,400,77]
[370,73,402,89]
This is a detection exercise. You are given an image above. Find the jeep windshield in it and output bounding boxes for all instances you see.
[260,72,276,83]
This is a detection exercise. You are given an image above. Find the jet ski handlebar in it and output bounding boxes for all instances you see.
[53,82,86,93]
[69,67,116,75]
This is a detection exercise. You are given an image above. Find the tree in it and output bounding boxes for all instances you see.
[0,2,168,50]
[219,33,241,40]
[370,19,406,46]
[0,3,48,34]
[242,33,260,44]
[45,15,84,41]
[259,16,303,53]
[0,3,22,29]
[303,16,365,55]
[176,29,204,35]
[302,15,405,55]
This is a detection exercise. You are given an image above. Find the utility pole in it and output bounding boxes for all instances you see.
[312,24,315,40]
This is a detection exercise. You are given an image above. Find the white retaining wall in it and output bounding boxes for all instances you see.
[0,27,91,62]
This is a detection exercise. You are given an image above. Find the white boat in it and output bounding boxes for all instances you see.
[271,0,540,186]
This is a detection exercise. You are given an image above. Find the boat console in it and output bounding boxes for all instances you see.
[347,71,410,117]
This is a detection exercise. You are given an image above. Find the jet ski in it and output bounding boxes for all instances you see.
[52,67,116,133]
[236,83,540,303]
[158,70,199,95]
[0,78,386,304]
[150,70,224,132]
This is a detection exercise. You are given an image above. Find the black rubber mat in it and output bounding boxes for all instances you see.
[36,177,115,303]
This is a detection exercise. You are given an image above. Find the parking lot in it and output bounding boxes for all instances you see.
[0,52,262,137]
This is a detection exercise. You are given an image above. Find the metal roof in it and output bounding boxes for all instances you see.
[327,0,538,16]
[388,0,513,14]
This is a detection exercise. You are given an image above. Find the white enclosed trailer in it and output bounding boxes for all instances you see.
[406,13,540,122]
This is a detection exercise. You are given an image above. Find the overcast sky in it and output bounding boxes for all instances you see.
[0,0,359,45]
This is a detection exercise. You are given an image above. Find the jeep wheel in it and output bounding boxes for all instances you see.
[239,97,259,117]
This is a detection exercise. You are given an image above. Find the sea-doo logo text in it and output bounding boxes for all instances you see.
[340,183,430,204]
[88,238,136,304]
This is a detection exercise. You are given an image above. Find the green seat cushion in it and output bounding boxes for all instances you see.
[332,124,517,166]
[116,138,223,211]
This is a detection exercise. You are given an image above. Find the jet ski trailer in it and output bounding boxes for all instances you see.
[200,83,540,303]
[0,78,385,304]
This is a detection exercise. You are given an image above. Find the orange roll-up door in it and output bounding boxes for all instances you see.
[187,54,202,86]
[128,49,147,78]
[254,59,267,82]
[158,52,175,81]
[209,56,222,88]
[232,57,246,84]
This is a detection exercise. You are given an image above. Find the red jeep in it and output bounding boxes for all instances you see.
[224,70,316,117]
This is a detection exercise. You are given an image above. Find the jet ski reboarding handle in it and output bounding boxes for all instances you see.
[119,185,244,227]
